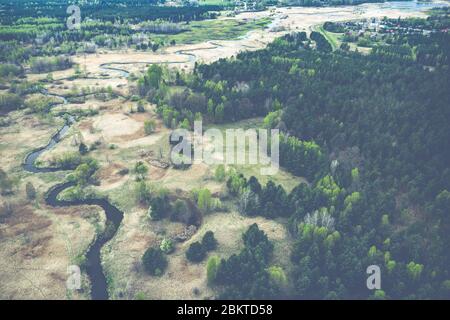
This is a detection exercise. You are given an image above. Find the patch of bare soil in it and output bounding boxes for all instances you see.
[96,162,130,191]
[0,200,103,299]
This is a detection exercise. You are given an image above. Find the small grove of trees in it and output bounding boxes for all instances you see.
[191,187,221,214]
[51,152,83,169]
[186,230,218,263]
[279,134,326,182]
[24,95,55,114]
[310,31,333,52]
[148,189,171,221]
[142,247,168,276]
[138,183,199,224]
[228,172,290,219]
[0,63,23,78]
[30,56,73,73]
[70,159,99,187]
[210,224,281,299]
[0,93,23,113]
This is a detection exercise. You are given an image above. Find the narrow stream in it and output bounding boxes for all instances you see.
[22,92,124,300]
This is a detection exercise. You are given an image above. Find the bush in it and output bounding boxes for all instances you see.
[0,93,23,113]
[149,193,171,220]
[171,199,189,222]
[214,164,226,182]
[0,202,14,222]
[197,188,213,213]
[137,101,145,113]
[0,169,13,195]
[202,231,218,251]
[186,241,206,263]
[160,238,174,254]
[79,142,88,155]
[142,247,168,276]
[136,181,151,205]
[25,182,36,200]
[206,256,220,285]
[134,161,148,181]
[54,152,82,169]
[144,120,156,135]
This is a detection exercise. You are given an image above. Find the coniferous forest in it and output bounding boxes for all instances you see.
[173,19,450,299]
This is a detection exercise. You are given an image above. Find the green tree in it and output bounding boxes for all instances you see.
[202,231,218,251]
[149,192,171,221]
[0,169,13,195]
[142,247,167,276]
[144,120,156,135]
[72,160,98,187]
[267,266,288,288]
[197,188,212,213]
[79,142,88,155]
[214,103,224,123]
[136,181,151,205]
[186,241,206,263]
[214,165,226,182]
[134,161,148,181]
[206,256,220,285]
[25,182,36,200]
[160,238,174,254]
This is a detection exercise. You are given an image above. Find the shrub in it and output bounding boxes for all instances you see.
[142,247,167,276]
[149,193,171,220]
[214,164,226,182]
[0,202,14,222]
[137,101,145,113]
[202,231,217,251]
[79,142,88,155]
[0,169,13,195]
[160,238,174,254]
[171,199,189,221]
[25,182,36,200]
[54,152,82,169]
[136,181,151,205]
[144,119,156,135]
[186,241,206,263]
[267,266,288,288]
[134,161,148,181]
[196,188,213,213]
[0,93,23,113]
[206,256,220,285]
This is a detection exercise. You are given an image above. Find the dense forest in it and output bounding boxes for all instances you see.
[138,13,450,298]
[0,0,223,25]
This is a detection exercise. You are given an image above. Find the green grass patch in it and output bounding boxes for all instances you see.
[315,25,340,51]
[152,17,272,45]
